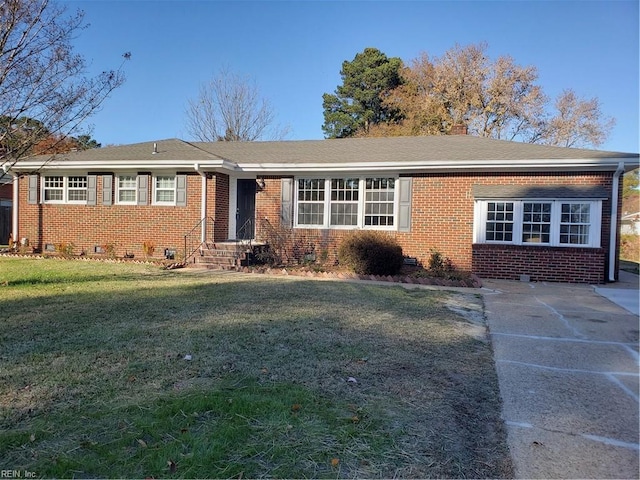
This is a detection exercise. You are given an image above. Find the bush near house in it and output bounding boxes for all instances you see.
[338,231,404,276]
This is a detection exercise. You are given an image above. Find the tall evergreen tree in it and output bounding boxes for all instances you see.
[322,48,403,138]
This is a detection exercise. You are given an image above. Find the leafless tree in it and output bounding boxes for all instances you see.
[540,89,616,148]
[185,68,289,142]
[0,0,128,179]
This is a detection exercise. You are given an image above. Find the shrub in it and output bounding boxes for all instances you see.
[55,242,75,257]
[338,231,404,276]
[142,241,155,258]
[428,249,454,277]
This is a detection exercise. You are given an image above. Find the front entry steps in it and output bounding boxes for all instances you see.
[188,241,265,270]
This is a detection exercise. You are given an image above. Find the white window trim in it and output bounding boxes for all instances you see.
[116,174,138,205]
[152,174,177,206]
[42,175,65,204]
[294,176,399,230]
[474,199,602,248]
[66,175,88,204]
[42,175,88,204]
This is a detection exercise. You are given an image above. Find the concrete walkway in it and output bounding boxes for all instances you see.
[482,272,639,479]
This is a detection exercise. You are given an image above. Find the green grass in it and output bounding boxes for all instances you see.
[0,257,513,478]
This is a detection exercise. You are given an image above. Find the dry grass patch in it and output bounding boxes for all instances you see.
[0,258,513,478]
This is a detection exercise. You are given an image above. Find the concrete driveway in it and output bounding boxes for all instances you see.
[482,271,639,479]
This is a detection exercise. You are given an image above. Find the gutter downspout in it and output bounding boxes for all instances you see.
[609,162,625,282]
[194,164,207,243]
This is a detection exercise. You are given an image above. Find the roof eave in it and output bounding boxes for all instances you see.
[234,157,639,174]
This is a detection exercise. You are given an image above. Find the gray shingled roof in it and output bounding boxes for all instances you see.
[12,135,638,173]
[193,136,637,164]
[36,139,224,163]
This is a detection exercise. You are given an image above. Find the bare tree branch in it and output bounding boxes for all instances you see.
[0,0,128,179]
[185,68,289,142]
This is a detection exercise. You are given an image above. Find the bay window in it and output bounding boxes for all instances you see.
[475,199,601,248]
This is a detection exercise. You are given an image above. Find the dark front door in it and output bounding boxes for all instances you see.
[236,179,256,239]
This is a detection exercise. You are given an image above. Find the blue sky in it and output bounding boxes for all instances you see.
[65,0,639,153]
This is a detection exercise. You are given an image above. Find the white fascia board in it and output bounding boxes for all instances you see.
[235,157,639,174]
[10,159,234,172]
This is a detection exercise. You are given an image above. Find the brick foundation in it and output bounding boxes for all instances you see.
[472,243,606,284]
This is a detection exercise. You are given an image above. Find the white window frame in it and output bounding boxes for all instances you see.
[153,175,176,205]
[294,176,398,230]
[42,175,88,204]
[66,176,88,203]
[474,199,602,248]
[43,175,65,203]
[116,174,137,205]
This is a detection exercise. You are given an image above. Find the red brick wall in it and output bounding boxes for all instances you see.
[472,244,606,283]
[212,173,229,241]
[17,173,209,259]
[254,172,615,283]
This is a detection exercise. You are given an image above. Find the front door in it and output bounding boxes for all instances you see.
[236,179,256,239]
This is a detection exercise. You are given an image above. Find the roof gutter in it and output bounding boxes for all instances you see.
[609,162,625,282]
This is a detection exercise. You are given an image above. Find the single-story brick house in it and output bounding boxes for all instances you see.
[5,135,639,283]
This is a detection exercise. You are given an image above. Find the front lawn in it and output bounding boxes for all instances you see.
[0,258,513,478]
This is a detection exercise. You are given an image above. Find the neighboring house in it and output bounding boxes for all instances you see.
[5,136,639,283]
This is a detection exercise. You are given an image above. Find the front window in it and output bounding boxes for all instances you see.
[43,176,64,202]
[476,199,601,248]
[330,178,359,226]
[560,203,591,245]
[154,176,176,204]
[486,202,514,241]
[297,179,325,226]
[522,202,551,243]
[117,175,137,204]
[295,177,397,229]
[67,176,87,202]
[365,178,395,226]
[43,175,87,203]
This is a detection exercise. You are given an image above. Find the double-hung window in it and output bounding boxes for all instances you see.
[43,175,87,203]
[43,176,64,202]
[475,199,601,248]
[522,202,552,243]
[297,179,325,226]
[365,178,395,226]
[67,176,88,202]
[117,175,137,204]
[560,202,592,245]
[154,175,176,205]
[295,177,397,229]
[330,179,359,226]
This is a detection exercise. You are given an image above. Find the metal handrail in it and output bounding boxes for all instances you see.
[183,216,214,262]
[235,218,254,267]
